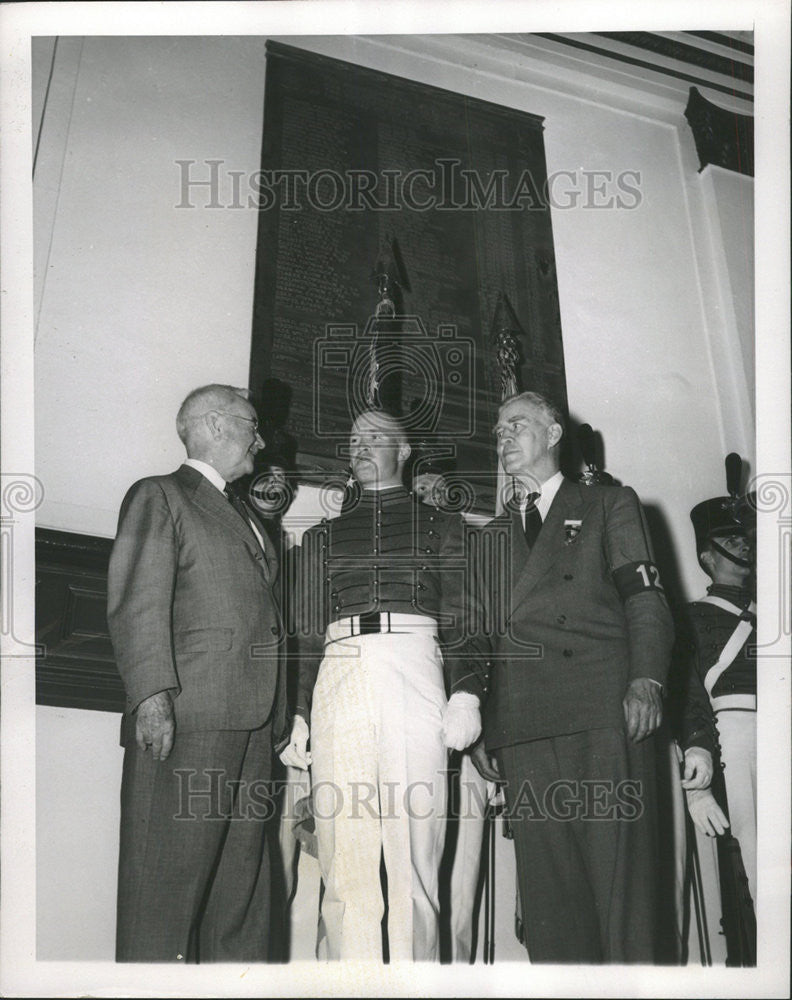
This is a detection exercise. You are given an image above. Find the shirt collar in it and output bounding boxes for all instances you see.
[519,469,564,521]
[184,458,226,494]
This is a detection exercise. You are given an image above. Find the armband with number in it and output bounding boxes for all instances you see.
[612,561,664,599]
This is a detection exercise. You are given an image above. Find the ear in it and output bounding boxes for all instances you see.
[398,442,412,463]
[699,549,715,576]
[547,422,563,450]
[205,411,224,440]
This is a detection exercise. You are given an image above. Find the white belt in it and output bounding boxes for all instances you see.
[711,693,757,713]
[702,613,754,698]
[326,612,438,643]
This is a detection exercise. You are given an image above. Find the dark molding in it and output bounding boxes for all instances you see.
[537,33,753,103]
[264,40,547,128]
[595,31,753,87]
[36,527,124,713]
[686,31,754,57]
[684,86,754,177]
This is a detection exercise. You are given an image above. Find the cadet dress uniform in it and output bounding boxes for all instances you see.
[295,485,485,961]
[683,474,757,907]
[681,585,757,902]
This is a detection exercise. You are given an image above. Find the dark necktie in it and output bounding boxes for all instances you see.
[523,492,542,548]
[224,485,271,576]
[224,485,259,542]
[224,482,247,517]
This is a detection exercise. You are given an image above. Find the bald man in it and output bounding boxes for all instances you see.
[281,410,486,961]
[108,384,286,962]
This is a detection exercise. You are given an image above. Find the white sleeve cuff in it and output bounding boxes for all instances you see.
[447,691,480,710]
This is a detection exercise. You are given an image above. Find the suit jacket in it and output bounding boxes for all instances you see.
[482,478,674,750]
[107,463,286,746]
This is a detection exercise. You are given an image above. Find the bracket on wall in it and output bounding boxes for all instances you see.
[684,86,754,177]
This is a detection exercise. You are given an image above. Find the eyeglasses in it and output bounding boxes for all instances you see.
[220,411,259,433]
[192,410,259,433]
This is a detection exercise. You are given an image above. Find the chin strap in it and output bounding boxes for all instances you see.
[710,538,752,568]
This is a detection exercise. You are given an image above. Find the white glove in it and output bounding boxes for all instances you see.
[681,746,714,790]
[279,715,312,770]
[686,787,729,837]
[442,692,481,752]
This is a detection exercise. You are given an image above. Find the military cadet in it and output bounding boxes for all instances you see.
[681,455,757,905]
[279,409,487,961]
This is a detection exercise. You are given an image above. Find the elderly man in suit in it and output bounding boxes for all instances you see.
[107,383,286,963]
[475,391,674,963]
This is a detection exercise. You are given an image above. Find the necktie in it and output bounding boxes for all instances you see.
[224,485,260,545]
[224,483,249,520]
[523,492,542,548]
[224,484,270,575]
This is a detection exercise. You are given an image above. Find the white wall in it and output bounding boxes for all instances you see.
[34,36,270,537]
[33,34,754,961]
[36,706,124,959]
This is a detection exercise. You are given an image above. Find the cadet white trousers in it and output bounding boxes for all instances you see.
[310,621,448,961]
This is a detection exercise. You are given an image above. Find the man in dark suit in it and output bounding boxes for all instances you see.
[476,391,674,962]
[107,383,286,962]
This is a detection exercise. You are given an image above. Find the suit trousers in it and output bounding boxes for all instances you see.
[497,727,657,963]
[116,725,275,962]
[717,709,757,904]
[310,624,448,960]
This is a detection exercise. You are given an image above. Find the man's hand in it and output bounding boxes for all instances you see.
[469,739,501,783]
[622,677,663,743]
[681,746,713,790]
[279,715,312,770]
[442,692,481,752]
[686,787,729,837]
[136,690,175,761]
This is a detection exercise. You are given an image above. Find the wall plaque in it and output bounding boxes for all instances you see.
[250,41,568,514]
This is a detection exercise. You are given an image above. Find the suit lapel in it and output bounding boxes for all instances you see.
[509,478,586,610]
[177,465,273,582]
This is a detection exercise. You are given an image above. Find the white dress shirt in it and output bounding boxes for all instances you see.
[519,468,564,528]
